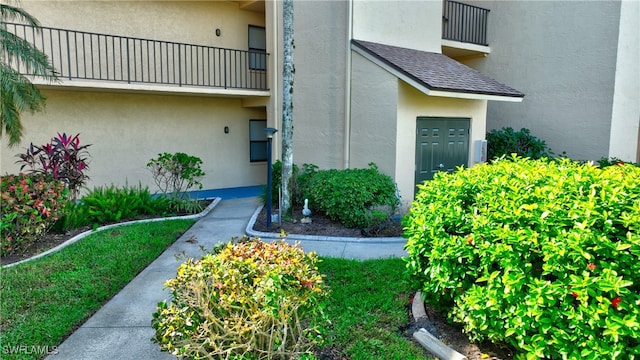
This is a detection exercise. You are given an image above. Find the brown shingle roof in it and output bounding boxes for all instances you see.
[352,39,524,99]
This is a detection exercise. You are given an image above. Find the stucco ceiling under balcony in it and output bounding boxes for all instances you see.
[232,0,265,13]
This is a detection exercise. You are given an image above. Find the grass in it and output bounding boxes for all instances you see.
[0,220,194,360]
[0,222,427,360]
[318,257,430,359]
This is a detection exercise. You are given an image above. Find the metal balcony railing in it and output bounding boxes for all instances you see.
[5,23,269,91]
[442,0,490,46]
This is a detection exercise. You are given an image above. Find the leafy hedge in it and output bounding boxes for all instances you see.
[262,160,318,208]
[1,174,68,256]
[55,184,175,231]
[404,156,640,359]
[486,127,553,160]
[307,163,399,228]
[152,238,328,359]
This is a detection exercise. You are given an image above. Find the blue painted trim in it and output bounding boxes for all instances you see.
[188,185,264,200]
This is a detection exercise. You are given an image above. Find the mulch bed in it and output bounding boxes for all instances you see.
[251,205,404,238]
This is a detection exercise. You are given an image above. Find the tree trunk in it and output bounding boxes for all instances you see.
[281,0,294,214]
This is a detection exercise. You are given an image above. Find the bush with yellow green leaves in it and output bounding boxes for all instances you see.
[404,156,640,359]
[152,238,329,359]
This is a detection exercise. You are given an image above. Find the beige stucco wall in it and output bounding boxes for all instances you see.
[349,52,399,176]
[20,0,265,50]
[464,0,621,161]
[609,0,640,162]
[286,0,349,170]
[397,81,487,210]
[0,89,268,193]
[1,1,273,193]
[352,0,442,53]
[285,0,445,171]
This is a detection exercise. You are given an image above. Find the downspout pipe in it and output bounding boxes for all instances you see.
[271,0,280,159]
[343,0,353,169]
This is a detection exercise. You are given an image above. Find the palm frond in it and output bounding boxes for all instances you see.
[1,63,47,112]
[1,2,41,28]
[0,27,58,80]
[1,1,58,146]
[1,63,48,147]
[0,79,24,147]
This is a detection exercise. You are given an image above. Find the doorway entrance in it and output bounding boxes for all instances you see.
[415,117,470,186]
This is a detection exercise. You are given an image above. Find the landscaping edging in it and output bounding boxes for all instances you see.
[412,291,468,360]
[245,205,407,243]
[2,197,222,269]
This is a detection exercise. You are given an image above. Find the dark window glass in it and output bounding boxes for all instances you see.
[248,25,266,70]
[249,119,267,162]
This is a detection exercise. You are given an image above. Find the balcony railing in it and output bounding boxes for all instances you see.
[442,0,489,46]
[5,23,269,91]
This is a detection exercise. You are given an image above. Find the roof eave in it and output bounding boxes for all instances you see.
[351,42,524,103]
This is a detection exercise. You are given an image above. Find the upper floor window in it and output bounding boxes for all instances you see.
[248,25,266,71]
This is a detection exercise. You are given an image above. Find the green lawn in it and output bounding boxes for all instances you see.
[0,220,195,360]
[0,221,427,360]
[318,257,429,359]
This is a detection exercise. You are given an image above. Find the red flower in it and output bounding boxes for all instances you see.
[571,292,579,299]
[615,161,625,166]
[612,297,622,309]
[587,263,596,271]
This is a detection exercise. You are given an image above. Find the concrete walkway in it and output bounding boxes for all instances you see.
[46,196,407,360]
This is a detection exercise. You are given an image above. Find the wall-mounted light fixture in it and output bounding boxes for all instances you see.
[215,28,221,37]
[224,126,229,134]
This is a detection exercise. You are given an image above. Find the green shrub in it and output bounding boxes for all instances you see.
[262,160,318,209]
[147,152,205,199]
[0,174,68,256]
[52,199,92,232]
[152,238,329,359]
[58,184,173,230]
[404,156,640,359]
[486,127,553,160]
[307,163,399,228]
[361,204,398,237]
[262,160,294,207]
[596,157,640,168]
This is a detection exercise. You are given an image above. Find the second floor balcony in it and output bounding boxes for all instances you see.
[5,23,270,95]
[442,0,491,59]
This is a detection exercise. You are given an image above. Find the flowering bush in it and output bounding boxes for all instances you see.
[1,174,68,256]
[16,132,91,200]
[404,156,640,359]
[152,238,328,359]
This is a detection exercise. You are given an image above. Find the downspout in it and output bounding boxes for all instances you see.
[343,0,353,169]
[271,0,280,159]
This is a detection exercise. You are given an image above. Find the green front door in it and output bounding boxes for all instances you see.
[415,117,470,186]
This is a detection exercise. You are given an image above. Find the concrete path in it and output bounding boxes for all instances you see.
[46,196,407,360]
